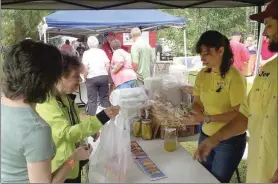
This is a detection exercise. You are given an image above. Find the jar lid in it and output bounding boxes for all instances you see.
[141,119,152,124]
[165,127,176,132]
[133,117,141,121]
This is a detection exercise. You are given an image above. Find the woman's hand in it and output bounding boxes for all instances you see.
[183,111,204,123]
[194,135,221,162]
[92,131,100,142]
[71,146,93,161]
[104,106,120,119]
[270,169,278,183]
[182,85,194,95]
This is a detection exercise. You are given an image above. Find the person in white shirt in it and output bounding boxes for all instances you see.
[82,36,110,115]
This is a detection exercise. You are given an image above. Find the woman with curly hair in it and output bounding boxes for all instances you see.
[184,30,247,183]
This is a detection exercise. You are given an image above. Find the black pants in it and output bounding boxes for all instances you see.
[64,160,88,183]
[85,75,110,116]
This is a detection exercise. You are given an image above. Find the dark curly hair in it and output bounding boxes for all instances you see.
[2,40,63,103]
[60,52,82,78]
[196,30,234,78]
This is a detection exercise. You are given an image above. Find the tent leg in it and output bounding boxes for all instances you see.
[44,31,47,43]
[254,5,263,76]
[183,28,187,65]
[254,24,264,76]
[257,6,262,40]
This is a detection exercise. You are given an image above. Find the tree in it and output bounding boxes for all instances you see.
[1,10,52,82]
[158,7,257,56]
[1,10,52,46]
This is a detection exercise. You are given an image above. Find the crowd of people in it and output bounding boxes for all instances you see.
[229,28,277,75]
[1,0,277,183]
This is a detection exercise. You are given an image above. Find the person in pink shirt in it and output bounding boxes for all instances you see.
[109,39,137,89]
[230,32,250,71]
[60,40,74,55]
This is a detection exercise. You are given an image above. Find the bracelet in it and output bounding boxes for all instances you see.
[66,158,75,170]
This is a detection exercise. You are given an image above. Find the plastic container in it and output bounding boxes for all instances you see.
[164,127,177,152]
[169,64,189,85]
[141,119,152,140]
[133,118,141,137]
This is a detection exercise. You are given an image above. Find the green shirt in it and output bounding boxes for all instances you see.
[131,37,153,82]
[36,94,103,179]
[1,104,55,183]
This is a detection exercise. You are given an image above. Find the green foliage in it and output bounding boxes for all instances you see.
[1,10,52,46]
[158,7,257,56]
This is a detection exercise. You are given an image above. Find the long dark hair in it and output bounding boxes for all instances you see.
[196,30,234,78]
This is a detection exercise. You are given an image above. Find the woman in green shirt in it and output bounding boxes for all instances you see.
[36,53,119,183]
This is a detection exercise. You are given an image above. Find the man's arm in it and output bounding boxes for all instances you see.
[81,52,89,78]
[131,46,140,65]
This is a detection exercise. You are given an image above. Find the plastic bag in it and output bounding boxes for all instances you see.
[89,87,148,183]
[161,75,183,106]
[88,118,132,183]
[144,77,163,100]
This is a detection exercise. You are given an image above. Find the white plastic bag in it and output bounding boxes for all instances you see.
[161,75,183,106]
[89,118,132,183]
[144,77,163,100]
[89,87,148,183]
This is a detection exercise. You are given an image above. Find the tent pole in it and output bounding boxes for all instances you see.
[254,24,264,76]
[183,28,187,65]
[253,5,263,76]
[257,6,262,39]
[44,31,47,43]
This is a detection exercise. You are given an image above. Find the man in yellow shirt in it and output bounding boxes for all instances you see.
[194,0,278,182]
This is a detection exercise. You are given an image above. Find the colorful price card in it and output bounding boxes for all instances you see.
[131,140,148,159]
[135,157,167,181]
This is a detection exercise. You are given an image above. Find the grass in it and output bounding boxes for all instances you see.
[180,141,247,183]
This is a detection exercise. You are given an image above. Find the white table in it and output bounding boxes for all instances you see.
[88,137,219,183]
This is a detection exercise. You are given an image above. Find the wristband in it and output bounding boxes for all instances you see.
[66,158,75,169]
[204,115,211,123]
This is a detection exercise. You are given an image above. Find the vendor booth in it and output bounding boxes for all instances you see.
[1,0,271,183]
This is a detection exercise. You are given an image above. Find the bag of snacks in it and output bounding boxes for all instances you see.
[89,87,148,183]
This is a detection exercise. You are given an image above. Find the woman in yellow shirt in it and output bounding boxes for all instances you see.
[185,30,247,183]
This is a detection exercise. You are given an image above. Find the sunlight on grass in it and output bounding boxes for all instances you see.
[180,141,247,183]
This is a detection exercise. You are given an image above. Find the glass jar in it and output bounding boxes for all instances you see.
[164,127,177,152]
[141,119,152,140]
[133,118,141,137]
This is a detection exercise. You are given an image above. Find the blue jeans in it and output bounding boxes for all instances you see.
[198,130,246,183]
[116,80,137,89]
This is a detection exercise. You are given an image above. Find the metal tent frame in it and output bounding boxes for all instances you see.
[1,0,270,10]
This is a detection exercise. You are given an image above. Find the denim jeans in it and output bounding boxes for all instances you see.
[198,130,246,183]
[116,80,137,89]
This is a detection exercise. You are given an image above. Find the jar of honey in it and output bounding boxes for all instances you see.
[164,127,177,152]
[133,118,141,137]
[141,119,152,140]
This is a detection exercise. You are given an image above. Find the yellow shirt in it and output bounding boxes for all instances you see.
[194,66,247,136]
[240,57,277,183]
